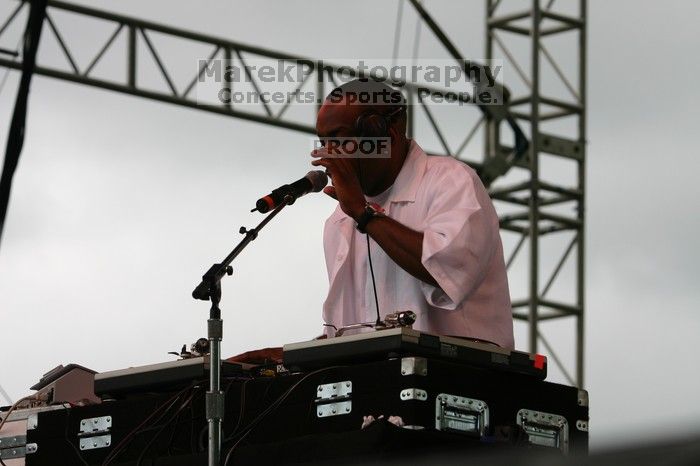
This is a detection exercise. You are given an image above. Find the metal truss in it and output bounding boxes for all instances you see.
[0,0,526,180]
[487,0,586,387]
[0,1,586,387]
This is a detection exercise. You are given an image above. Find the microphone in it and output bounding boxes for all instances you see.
[253,170,328,213]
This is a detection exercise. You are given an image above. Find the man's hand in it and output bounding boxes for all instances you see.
[311,145,438,288]
[311,147,366,220]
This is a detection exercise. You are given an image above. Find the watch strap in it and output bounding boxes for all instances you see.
[356,202,386,233]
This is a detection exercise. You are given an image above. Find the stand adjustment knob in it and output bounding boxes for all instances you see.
[239,226,258,240]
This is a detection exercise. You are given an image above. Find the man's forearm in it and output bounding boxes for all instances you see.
[363,216,439,287]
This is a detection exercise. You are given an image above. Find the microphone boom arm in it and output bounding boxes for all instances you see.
[192,194,294,300]
[191,194,293,466]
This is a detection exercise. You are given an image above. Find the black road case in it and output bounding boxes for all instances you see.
[25,356,587,465]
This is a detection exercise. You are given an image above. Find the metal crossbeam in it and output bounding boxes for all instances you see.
[0,0,528,181]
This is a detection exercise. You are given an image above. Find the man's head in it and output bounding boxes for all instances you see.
[316,78,410,196]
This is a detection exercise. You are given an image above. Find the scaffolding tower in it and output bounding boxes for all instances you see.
[487,0,586,386]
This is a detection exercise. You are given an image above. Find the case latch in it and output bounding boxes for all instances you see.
[516,409,569,454]
[435,394,489,437]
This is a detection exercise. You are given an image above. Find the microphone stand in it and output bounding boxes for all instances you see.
[191,195,293,466]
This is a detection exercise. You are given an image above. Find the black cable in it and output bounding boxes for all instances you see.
[222,366,341,466]
[0,0,48,246]
[190,388,198,456]
[101,382,196,466]
[164,405,182,456]
[190,377,245,454]
[135,387,198,466]
[219,378,250,444]
[197,422,208,453]
[366,233,382,325]
[222,372,276,439]
[127,393,183,438]
[130,396,181,436]
[357,161,382,325]
[64,403,90,466]
[103,398,177,466]
[142,389,197,463]
[168,380,217,456]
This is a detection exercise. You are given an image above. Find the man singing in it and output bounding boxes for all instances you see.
[311,78,514,349]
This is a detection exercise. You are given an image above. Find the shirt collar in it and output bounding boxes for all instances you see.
[330,139,428,224]
[386,139,427,204]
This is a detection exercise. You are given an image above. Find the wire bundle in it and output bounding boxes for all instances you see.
[222,366,340,466]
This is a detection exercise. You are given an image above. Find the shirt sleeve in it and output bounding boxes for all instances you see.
[419,165,498,310]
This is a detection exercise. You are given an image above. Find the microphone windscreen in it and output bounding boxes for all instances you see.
[306,170,329,193]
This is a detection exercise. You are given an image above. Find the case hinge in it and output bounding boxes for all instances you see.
[78,415,112,451]
[316,381,352,418]
[400,388,428,401]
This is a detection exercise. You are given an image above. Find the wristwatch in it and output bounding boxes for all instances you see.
[355,202,386,233]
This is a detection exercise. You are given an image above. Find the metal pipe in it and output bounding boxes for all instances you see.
[528,0,541,355]
[576,0,587,388]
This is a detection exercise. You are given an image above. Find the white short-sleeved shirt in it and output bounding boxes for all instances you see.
[321,140,514,349]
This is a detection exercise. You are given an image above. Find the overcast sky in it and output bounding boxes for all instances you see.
[1,0,699,452]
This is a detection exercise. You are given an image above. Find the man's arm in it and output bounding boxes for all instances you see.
[310,148,438,288]
[361,215,438,287]
[312,145,500,311]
